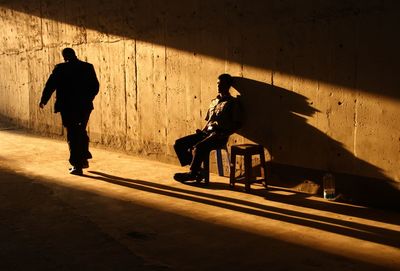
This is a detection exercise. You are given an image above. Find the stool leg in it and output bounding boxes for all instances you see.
[259,149,268,188]
[203,155,210,185]
[244,154,252,192]
[216,149,224,176]
[224,147,230,176]
[229,152,236,188]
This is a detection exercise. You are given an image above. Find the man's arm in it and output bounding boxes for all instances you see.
[39,66,59,108]
[197,97,220,133]
[209,97,242,135]
[87,64,99,100]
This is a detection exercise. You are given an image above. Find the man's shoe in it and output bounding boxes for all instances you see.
[69,166,83,176]
[174,171,203,183]
[174,172,196,182]
[195,170,206,183]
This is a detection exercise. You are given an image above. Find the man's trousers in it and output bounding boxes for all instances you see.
[61,109,92,168]
[174,131,228,173]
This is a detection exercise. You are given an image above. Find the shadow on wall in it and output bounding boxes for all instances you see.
[1,1,399,209]
[232,77,400,209]
[0,1,398,99]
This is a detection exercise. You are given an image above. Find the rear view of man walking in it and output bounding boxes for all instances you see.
[39,48,99,175]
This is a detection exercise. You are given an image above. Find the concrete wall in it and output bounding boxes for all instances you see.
[0,0,399,206]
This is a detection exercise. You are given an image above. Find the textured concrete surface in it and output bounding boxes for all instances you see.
[1,1,400,185]
[0,124,399,270]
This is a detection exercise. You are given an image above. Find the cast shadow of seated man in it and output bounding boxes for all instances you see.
[232,77,399,207]
[173,74,242,183]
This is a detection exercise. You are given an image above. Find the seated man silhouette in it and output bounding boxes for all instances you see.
[174,74,241,182]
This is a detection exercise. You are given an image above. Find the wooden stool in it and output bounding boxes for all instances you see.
[203,146,230,184]
[229,144,267,192]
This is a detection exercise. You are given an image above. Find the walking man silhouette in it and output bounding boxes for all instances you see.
[39,48,99,175]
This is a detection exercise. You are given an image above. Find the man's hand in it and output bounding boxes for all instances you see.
[39,102,45,109]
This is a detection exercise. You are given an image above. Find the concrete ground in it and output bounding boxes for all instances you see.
[0,123,399,271]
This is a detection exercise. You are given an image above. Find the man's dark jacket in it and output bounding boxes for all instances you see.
[40,60,99,113]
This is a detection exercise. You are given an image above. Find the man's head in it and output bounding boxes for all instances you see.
[217,73,233,97]
[62,48,78,62]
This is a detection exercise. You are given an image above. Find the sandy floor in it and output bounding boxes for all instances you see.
[0,124,399,270]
